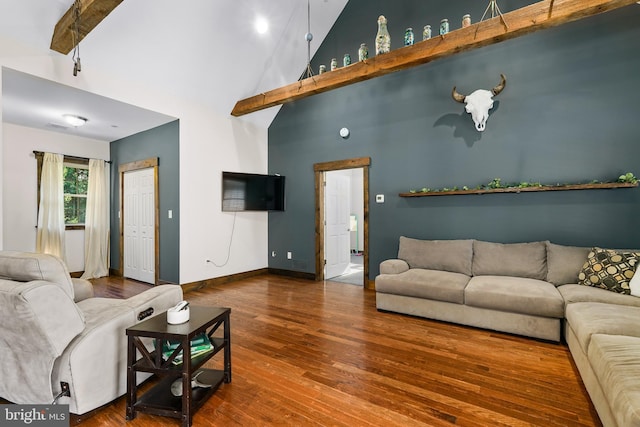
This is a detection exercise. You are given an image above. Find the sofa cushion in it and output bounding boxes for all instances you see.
[397,237,473,276]
[577,247,639,295]
[558,284,640,309]
[472,241,547,280]
[464,276,564,318]
[588,334,640,427]
[0,280,85,405]
[0,251,75,299]
[375,269,470,304]
[545,242,590,286]
[565,302,640,355]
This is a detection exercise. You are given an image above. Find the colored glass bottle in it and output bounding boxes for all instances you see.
[404,28,414,46]
[375,15,391,55]
[358,43,369,61]
[423,25,432,40]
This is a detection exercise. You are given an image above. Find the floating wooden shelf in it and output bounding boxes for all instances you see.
[400,182,638,197]
[231,0,638,117]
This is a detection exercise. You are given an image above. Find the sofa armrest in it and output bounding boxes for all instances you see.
[380,259,410,275]
[72,278,94,302]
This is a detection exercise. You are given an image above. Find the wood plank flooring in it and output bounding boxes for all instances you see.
[84,275,601,426]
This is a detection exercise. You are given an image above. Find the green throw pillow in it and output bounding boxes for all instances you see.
[578,247,639,295]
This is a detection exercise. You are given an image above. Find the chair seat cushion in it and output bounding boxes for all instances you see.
[465,276,564,318]
[565,302,640,355]
[588,334,640,427]
[375,269,470,304]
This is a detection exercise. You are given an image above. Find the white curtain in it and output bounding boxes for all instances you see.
[81,159,110,279]
[36,153,66,260]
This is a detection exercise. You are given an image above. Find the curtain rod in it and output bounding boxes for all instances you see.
[32,150,112,164]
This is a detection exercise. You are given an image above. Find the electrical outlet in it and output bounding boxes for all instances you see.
[271,251,276,257]
[287,251,292,259]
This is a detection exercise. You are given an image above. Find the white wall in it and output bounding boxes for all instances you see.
[2,123,109,272]
[0,36,269,284]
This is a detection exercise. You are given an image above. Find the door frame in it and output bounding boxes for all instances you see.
[314,157,371,289]
[119,158,160,285]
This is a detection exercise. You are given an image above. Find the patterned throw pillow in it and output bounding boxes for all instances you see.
[578,247,639,294]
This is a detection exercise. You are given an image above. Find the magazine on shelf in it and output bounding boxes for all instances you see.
[161,332,214,365]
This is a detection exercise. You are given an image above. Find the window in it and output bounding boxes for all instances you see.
[64,163,88,225]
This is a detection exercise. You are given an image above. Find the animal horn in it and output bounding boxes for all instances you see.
[492,74,506,96]
[451,86,466,103]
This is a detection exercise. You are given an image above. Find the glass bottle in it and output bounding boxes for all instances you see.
[343,54,351,67]
[404,28,414,46]
[462,14,471,28]
[319,64,326,74]
[440,19,449,35]
[375,15,391,55]
[358,43,369,61]
[330,58,338,71]
[423,25,432,40]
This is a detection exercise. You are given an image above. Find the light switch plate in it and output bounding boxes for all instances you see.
[376,194,384,203]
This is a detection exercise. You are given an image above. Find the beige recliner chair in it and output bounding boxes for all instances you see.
[0,251,183,415]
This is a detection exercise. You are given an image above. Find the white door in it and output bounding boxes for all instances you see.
[325,171,351,279]
[123,168,155,284]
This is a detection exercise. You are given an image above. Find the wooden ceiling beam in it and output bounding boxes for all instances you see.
[231,0,638,117]
[50,0,123,54]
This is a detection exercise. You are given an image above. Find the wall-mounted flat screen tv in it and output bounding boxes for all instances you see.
[222,171,285,212]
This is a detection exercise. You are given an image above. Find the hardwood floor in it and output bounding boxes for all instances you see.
[85,275,601,426]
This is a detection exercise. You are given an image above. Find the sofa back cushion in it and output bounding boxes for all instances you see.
[0,251,74,299]
[0,279,84,404]
[546,242,591,286]
[397,237,473,276]
[472,240,547,280]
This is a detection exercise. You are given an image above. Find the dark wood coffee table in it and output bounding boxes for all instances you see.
[125,306,231,427]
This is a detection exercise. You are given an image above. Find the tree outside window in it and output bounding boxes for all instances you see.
[64,164,88,225]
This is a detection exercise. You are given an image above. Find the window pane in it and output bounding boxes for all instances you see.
[63,166,88,195]
[64,195,86,224]
[63,165,88,224]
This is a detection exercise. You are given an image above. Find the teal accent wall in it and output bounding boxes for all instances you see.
[110,120,180,283]
[268,1,640,277]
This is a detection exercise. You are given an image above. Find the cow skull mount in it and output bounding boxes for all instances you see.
[452,74,506,132]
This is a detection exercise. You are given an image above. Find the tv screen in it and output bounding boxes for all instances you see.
[222,172,285,212]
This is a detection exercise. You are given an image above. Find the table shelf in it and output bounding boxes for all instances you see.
[126,306,231,427]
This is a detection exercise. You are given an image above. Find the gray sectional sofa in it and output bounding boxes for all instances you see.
[375,237,640,427]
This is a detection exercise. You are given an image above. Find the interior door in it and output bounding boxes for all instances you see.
[123,168,155,284]
[325,171,351,279]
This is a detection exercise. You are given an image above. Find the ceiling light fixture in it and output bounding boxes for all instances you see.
[255,16,269,34]
[63,114,88,127]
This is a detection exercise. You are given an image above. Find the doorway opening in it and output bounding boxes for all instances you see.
[314,157,371,289]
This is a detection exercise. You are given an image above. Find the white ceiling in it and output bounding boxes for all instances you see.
[0,0,347,141]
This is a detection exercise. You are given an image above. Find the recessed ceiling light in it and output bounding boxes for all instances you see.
[255,17,269,34]
[63,114,88,127]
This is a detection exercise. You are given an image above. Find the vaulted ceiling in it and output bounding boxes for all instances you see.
[0,0,348,140]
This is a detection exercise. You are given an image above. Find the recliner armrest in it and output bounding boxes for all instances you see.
[72,278,94,302]
[123,284,184,323]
